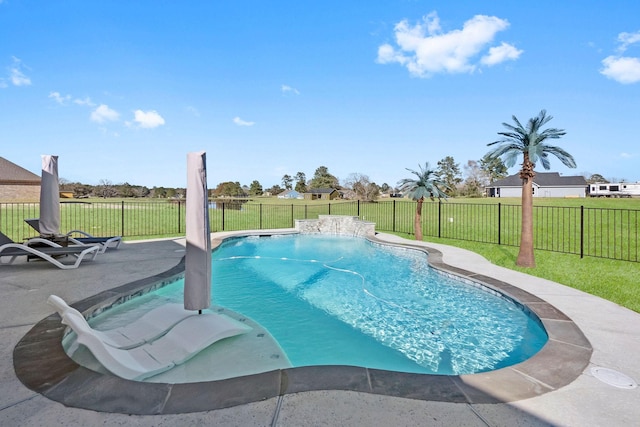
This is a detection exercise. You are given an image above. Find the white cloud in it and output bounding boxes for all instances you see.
[481,42,523,66]
[49,91,71,105]
[601,31,640,84]
[617,31,640,53]
[91,104,120,123]
[132,109,165,128]
[233,116,255,126]
[3,56,31,87]
[281,84,300,95]
[9,57,31,86]
[73,97,94,106]
[376,12,519,77]
[49,91,95,106]
[601,55,640,84]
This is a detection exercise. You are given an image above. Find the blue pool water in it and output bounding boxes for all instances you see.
[160,234,548,375]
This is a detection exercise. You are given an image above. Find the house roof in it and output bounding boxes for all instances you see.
[489,172,586,188]
[306,188,337,194]
[0,157,40,184]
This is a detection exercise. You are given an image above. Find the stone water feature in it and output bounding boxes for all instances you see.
[294,215,375,237]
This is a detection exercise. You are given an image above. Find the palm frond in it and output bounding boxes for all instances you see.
[543,145,577,168]
[397,162,449,201]
[485,110,573,172]
[539,152,551,170]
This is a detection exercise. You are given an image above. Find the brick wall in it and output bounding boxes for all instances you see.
[0,184,41,201]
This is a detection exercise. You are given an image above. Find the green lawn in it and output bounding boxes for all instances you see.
[410,235,640,314]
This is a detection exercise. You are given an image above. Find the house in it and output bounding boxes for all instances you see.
[486,172,587,198]
[0,157,41,201]
[277,189,302,199]
[304,188,340,201]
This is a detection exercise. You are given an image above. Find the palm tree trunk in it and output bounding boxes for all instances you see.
[415,197,424,241]
[517,162,536,267]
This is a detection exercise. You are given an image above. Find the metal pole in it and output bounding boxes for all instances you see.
[580,205,584,258]
[392,200,396,232]
[438,199,442,238]
[498,203,501,245]
[121,201,125,237]
[178,200,181,234]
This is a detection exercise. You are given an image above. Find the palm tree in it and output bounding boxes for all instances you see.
[486,110,576,268]
[398,163,449,241]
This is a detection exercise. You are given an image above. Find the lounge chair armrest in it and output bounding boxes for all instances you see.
[25,238,65,248]
[66,230,95,238]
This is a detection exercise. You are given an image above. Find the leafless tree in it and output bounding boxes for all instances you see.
[343,173,379,201]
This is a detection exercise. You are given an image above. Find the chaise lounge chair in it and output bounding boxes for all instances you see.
[61,308,251,380]
[48,295,199,349]
[0,231,100,269]
[25,218,122,253]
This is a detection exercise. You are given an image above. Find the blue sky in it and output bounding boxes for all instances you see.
[1,0,639,189]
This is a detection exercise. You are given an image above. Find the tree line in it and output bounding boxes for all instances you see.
[59,157,610,201]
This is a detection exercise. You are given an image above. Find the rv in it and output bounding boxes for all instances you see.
[588,182,640,197]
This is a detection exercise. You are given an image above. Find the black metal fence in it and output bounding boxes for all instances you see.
[1,200,638,263]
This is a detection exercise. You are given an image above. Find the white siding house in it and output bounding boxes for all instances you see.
[277,189,302,199]
[486,172,587,198]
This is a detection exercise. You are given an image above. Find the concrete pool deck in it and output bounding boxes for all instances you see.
[2,231,639,426]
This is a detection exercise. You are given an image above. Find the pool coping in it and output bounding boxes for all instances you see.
[13,230,592,415]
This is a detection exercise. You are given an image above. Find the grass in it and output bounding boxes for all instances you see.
[410,235,640,314]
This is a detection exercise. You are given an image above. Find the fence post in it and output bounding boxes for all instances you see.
[291,204,294,228]
[438,199,442,238]
[498,203,501,245]
[328,203,331,215]
[357,200,360,217]
[178,200,182,234]
[121,201,125,237]
[393,200,396,232]
[580,205,584,258]
[259,204,263,229]
[222,202,225,231]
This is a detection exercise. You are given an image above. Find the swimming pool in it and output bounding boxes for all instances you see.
[206,234,547,375]
[80,233,547,378]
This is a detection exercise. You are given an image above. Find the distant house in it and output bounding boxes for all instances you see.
[486,172,587,198]
[304,188,340,201]
[0,157,41,201]
[277,189,302,199]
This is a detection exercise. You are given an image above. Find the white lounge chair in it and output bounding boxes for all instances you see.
[0,231,100,269]
[62,310,251,380]
[48,295,198,349]
[25,219,122,253]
